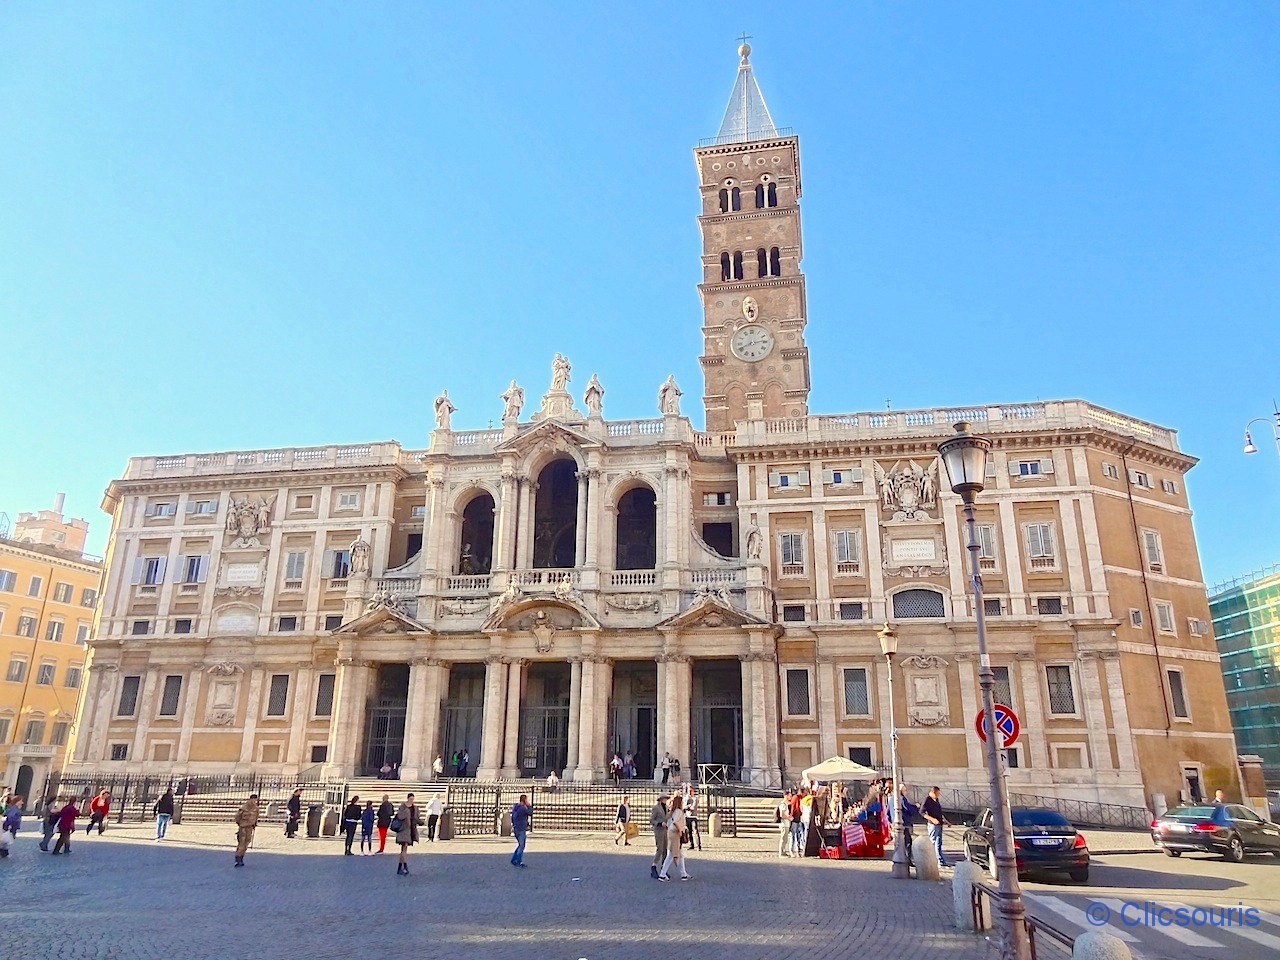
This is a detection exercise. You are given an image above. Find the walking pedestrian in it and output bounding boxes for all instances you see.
[510,793,531,867]
[360,800,376,854]
[921,786,950,867]
[341,796,361,855]
[285,788,303,838]
[432,754,444,781]
[0,796,21,857]
[455,748,469,778]
[609,753,623,786]
[376,793,395,852]
[614,795,631,845]
[233,793,259,867]
[649,793,668,879]
[153,787,175,840]
[776,790,793,857]
[426,793,443,841]
[659,752,672,785]
[788,789,805,855]
[395,793,420,875]
[85,790,111,835]
[39,798,61,852]
[51,796,79,855]
[658,793,690,881]
[683,785,702,851]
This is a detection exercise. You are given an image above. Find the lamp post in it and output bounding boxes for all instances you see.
[1243,407,1280,461]
[937,422,1030,960]
[877,622,909,879]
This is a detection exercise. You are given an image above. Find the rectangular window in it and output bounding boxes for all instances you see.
[1187,618,1209,637]
[1167,669,1190,719]
[833,530,861,573]
[1141,530,1164,573]
[984,598,1003,617]
[0,718,8,741]
[181,554,208,584]
[294,494,315,510]
[1129,469,1152,488]
[336,492,360,510]
[110,744,129,761]
[50,721,69,747]
[843,668,870,715]
[159,675,183,716]
[277,615,298,632]
[1037,596,1064,616]
[1024,522,1056,567]
[838,602,864,621]
[0,569,14,591]
[28,575,43,597]
[80,587,97,607]
[140,557,165,586]
[1160,478,1179,494]
[824,467,863,485]
[1129,608,1144,627]
[146,501,177,517]
[785,669,811,715]
[324,614,344,631]
[45,620,64,642]
[781,604,807,622]
[315,673,336,716]
[769,469,810,489]
[53,582,73,603]
[1101,462,1120,480]
[992,665,1013,707]
[328,550,351,579]
[1016,460,1040,476]
[1046,665,1076,715]
[848,746,873,766]
[779,533,805,571]
[173,618,193,634]
[117,675,142,716]
[702,492,732,506]
[266,674,290,716]
[1154,601,1175,634]
[64,665,82,689]
[75,623,90,644]
[16,615,36,637]
[24,719,45,744]
[36,663,55,685]
[410,504,426,518]
[1004,747,1020,769]
[976,524,997,561]
[6,659,26,682]
[285,551,307,581]
[310,745,328,763]
[187,498,218,515]
[131,620,150,636]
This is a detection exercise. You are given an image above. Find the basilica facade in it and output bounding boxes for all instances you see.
[68,47,1238,810]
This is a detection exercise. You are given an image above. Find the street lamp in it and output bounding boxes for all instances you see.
[877,621,909,879]
[1242,406,1280,460]
[937,422,1031,960]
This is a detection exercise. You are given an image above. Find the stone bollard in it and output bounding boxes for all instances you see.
[438,808,454,841]
[912,836,940,880]
[708,811,723,838]
[322,807,339,837]
[952,860,988,930]
[1072,931,1133,960]
[499,809,513,837]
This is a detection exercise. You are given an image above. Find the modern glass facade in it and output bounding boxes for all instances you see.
[1211,566,1280,788]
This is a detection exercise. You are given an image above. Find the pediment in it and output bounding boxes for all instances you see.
[482,595,601,633]
[658,593,767,630]
[493,419,599,456]
[334,604,429,637]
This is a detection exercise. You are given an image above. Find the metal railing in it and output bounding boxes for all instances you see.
[42,773,340,821]
[972,881,1074,959]
[943,786,1150,830]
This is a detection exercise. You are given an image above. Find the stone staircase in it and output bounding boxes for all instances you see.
[730,795,782,839]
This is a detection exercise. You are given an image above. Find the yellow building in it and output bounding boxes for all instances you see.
[0,496,101,804]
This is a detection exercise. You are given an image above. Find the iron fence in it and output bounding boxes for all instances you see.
[972,881,1074,959]
[943,787,1150,830]
[42,773,340,822]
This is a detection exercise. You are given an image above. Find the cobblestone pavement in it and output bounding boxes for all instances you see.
[0,820,993,960]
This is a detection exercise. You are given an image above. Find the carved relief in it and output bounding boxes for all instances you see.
[441,598,489,616]
[206,661,245,676]
[225,495,274,547]
[900,655,949,669]
[872,459,940,522]
[604,593,661,613]
[365,590,405,614]
[530,611,555,654]
[349,538,371,577]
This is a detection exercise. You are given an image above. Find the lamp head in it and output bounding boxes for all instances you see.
[937,421,992,499]
[1244,429,1258,455]
[877,621,898,658]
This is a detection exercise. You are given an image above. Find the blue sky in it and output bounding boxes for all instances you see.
[1,2,1278,584]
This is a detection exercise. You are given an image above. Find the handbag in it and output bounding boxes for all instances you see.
[389,816,404,833]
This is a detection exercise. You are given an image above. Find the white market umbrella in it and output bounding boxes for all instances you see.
[803,756,880,781]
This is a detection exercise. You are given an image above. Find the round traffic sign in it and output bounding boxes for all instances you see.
[975,703,1020,748]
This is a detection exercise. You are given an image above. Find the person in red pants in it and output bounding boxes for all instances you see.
[376,794,395,853]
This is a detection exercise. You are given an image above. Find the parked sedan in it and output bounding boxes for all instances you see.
[964,807,1090,883]
[1151,803,1280,861]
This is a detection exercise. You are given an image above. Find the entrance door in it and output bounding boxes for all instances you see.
[15,765,34,804]
[441,664,485,776]
[519,662,571,777]
[691,659,744,780]
[360,664,409,775]
[608,661,659,778]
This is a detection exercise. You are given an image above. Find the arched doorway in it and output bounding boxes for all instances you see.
[533,459,578,568]
[458,492,495,574]
[15,764,34,806]
[615,486,657,570]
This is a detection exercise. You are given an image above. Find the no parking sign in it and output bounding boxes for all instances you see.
[975,704,1020,748]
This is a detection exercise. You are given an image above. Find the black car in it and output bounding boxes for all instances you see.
[1151,803,1280,861]
[964,807,1089,883]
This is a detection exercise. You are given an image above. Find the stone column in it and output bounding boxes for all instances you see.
[325,659,371,778]
[584,468,601,568]
[566,657,582,773]
[286,666,314,769]
[400,659,432,779]
[515,479,534,570]
[424,476,447,575]
[237,667,266,766]
[1016,653,1051,771]
[998,499,1027,615]
[176,667,203,763]
[741,654,778,786]
[663,464,681,568]
[78,663,118,763]
[574,472,589,567]
[593,657,614,773]
[662,655,692,772]
[572,657,597,781]
[1099,653,1136,772]
[816,655,837,761]
[420,660,447,778]
[494,471,517,572]
[501,658,524,778]
[477,656,507,780]
[1077,652,1113,772]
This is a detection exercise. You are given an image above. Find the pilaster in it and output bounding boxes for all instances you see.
[237,667,265,766]
[566,657,582,773]
[175,666,203,763]
[477,656,507,779]
[500,657,525,778]
[1016,653,1051,771]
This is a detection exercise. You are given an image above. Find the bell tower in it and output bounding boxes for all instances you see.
[695,42,811,433]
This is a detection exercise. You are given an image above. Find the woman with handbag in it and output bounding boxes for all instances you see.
[657,793,691,882]
[393,792,420,876]
[614,796,631,845]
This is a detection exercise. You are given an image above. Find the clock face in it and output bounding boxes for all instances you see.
[731,324,774,361]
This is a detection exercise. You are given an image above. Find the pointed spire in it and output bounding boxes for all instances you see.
[716,39,778,143]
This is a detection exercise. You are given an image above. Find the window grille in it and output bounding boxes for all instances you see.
[159,676,183,716]
[838,602,864,621]
[843,668,870,715]
[266,675,290,716]
[1046,666,1076,714]
[117,676,141,716]
[992,666,1012,706]
[892,589,945,619]
[785,669,811,715]
[315,674,336,716]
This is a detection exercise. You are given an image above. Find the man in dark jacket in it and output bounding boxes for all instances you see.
[376,794,395,852]
[921,786,950,867]
[285,789,303,839]
[341,796,361,855]
[154,788,176,840]
[510,794,531,867]
[649,794,668,879]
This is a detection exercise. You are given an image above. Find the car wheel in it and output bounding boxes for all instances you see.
[1225,836,1245,863]
[1069,867,1089,883]
[1164,848,1181,857]
[987,847,999,879]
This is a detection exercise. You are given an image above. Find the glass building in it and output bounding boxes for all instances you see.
[1211,565,1280,788]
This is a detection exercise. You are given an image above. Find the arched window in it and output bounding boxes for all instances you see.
[533,459,578,568]
[756,248,768,278]
[615,487,657,569]
[458,493,495,575]
[732,251,744,280]
[754,184,765,208]
[892,589,946,619]
[768,182,778,207]
[730,186,741,211]
[720,252,731,282]
[718,189,729,213]
[770,247,781,277]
